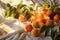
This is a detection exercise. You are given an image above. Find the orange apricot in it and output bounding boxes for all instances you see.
[19,15,26,22]
[32,21,39,28]
[46,19,52,26]
[29,16,36,22]
[33,11,38,18]
[53,15,60,23]
[37,13,44,20]
[24,24,33,32]
[44,15,50,21]
[42,8,48,14]
[37,20,44,28]
[31,29,39,37]
[46,10,52,16]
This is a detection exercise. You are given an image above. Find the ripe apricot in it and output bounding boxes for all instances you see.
[31,29,39,37]
[53,15,60,23]
[46,10,52,16]
[42,8,48,14]
[37,20,44,28]
[32,21,39,28]
[46,19,52,26]
[33,11,38,18]
[44,15,50,21]
[19,15,26,22]
[24,24,33,32]
[37,13,44,20]
[29,16,36,22]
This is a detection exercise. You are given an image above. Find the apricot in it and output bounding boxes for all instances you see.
[37,20,44,28]
[19,15,26,22]
[24,24,33,32]
[53,15,60,23]
[33,11,38,18]
[42,8,48,14]
[29,16,36,22]
[46,19,52,26]
[46,10,52,16]
[32,21,39,28]
[31,29,39,37]
[37,13,44,20]
[44,15,50,21]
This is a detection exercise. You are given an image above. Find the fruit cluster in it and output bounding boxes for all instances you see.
[19,8,60,26]
[18,7,60,37]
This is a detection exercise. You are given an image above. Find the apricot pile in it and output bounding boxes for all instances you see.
[19,7,60,37]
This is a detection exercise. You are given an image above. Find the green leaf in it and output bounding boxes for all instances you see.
[5,9,11,17]
[40,25,51,36]
[10,12,15,17]
[51,30,57,40]
[45,26,51,36]
[40,26,46,33]
[29,7,35,11]
[14,13,19,19]
[7,3,12,9]
[22,6,27,12]
[24,12,31,20]
[42,2,49,9]
[17,0,23,9]
[50,6,55,11]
